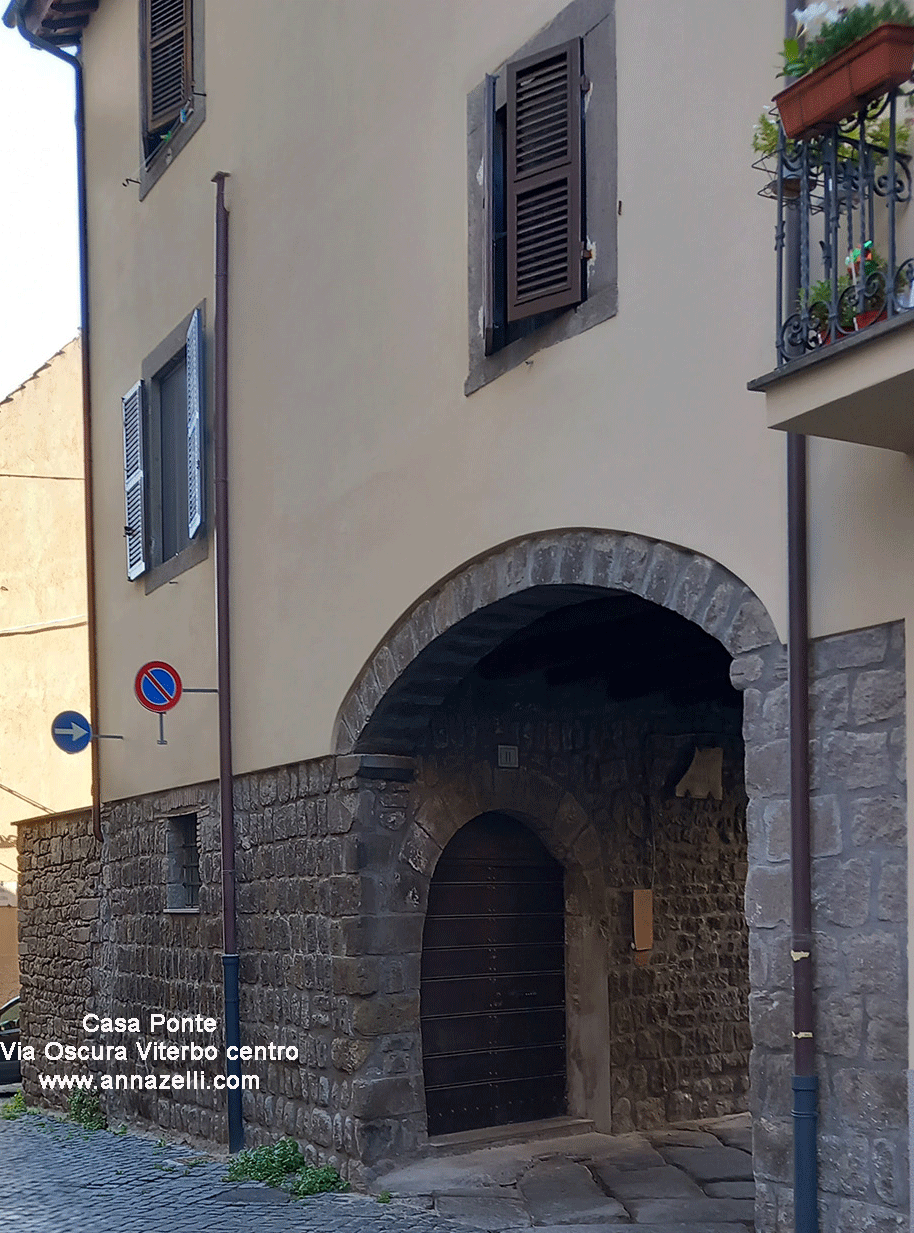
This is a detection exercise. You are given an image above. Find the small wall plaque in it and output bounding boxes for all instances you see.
[497,745,519,769]
[633,887,654,952]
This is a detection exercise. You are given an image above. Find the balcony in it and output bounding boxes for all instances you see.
[749,90,914,453]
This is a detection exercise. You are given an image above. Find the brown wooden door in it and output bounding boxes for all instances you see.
[421,812,566,1136]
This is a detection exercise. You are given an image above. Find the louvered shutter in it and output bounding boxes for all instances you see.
[186,307,203,538]
[483,73,497,354]
[506,39,583,322]
[145,0,191,133]
[122,381,148,580]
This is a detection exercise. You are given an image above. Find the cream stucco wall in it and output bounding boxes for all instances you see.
[76,1,914,816]
[0,340,90,846]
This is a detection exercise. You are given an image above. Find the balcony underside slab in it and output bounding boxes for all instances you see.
[750,313,914,453]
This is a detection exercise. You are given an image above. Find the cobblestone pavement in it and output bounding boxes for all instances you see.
[0,1093,754,1233]
[0,1095,474,1233]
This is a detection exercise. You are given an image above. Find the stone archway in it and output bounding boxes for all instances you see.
[333,530,779,755]
[332,529,787,1166]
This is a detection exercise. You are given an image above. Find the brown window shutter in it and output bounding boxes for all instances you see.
[145,0,191,134]
[506,38,583,323]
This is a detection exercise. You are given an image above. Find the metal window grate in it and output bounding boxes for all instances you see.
[167,813,200,910]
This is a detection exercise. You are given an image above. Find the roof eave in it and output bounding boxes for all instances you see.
[3,0,97,42]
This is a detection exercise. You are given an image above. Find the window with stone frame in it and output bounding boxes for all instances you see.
[139,0,205,198]
[122,303,207,591]
[465,0,618,395]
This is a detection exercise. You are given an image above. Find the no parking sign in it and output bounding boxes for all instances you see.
[134,661,183,713]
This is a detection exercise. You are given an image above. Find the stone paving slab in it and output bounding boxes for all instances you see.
[624,1196,757,1224]
[435,1196,532,1229]
[379,1147,529,1193]
[519,1159,629,1224]
[704,1117,753,1154]
[583,1136,667,1172]
[644,1129,722,1150]
[594,1164,705,1200]
[526,1227,752,1233]
[656,1145,754,1184]
[706,1181,756,1199]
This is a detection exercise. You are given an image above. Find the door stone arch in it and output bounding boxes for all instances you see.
[404,762,612,1134]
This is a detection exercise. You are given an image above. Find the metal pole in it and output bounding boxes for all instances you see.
[783,2,818,1225]
[212,171,243,1152]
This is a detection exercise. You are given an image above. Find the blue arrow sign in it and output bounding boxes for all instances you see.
[51,710,92,754]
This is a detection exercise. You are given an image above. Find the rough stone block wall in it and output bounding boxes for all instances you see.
[743,621,908,1233]
[232,757,421,1183]
[96,784,226,1140]
[17,810,98,1112]
[84,763,413,1185]
[418,683,751,1132]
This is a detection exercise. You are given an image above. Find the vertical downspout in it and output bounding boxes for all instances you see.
[7,9,102,845]
[211,172,243,1152]
[782,4,818,1231]
[788,433,817,1233]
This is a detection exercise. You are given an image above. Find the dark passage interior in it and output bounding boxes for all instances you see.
[417,591,750,1134]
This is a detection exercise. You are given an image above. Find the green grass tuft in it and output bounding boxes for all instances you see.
[67,1090,107,1131]
[224,1138,348,1197]
[287,1165,350,1197]
[1,1091,27,1120]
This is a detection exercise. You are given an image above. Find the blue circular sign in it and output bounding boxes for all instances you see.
[51,710,92,754]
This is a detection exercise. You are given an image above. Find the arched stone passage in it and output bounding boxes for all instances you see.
[333,530,778,755]
[333,528,783,1158]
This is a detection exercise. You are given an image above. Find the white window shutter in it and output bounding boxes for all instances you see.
[122,381,147,580]
[186,306,204,538]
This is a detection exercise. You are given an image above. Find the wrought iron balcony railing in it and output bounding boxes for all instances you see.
[770,90,914,367]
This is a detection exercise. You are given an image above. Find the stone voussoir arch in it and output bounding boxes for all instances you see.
[396,760,605,910]
[398,761,615,1134]
[333,528,780,756]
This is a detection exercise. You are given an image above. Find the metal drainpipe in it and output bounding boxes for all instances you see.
[4,3,103,845]
[211,172,243,1153]
[782,3,818,1231]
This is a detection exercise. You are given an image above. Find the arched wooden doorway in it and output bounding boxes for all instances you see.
[420,812,566,1136]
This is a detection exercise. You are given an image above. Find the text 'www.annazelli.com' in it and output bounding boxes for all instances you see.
[37,1071,259,1092]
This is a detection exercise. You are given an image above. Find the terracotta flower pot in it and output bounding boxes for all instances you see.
[775,23,914,139]
[818,305,888,344]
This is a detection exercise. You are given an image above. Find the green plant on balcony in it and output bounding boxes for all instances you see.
[775,2,914,138]
[800,241,887,334]
[781,0,914,79]
[753,106,910,159]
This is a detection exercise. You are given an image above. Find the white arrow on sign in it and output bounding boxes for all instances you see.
[54,720,89,741]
